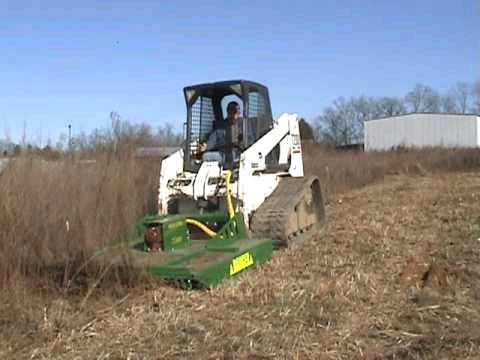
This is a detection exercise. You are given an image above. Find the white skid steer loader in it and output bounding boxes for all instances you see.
[158,80,325,248]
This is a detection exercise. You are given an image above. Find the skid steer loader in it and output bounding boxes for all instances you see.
[102,80,325,288]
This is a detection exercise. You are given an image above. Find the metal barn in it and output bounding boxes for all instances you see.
[364,113,480,151]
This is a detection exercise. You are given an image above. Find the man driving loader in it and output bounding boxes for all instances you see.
[199,101,250,163]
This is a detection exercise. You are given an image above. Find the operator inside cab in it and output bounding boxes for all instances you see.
[199,101,252,164]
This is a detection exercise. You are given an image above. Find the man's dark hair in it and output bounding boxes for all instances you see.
[227,101,240,113]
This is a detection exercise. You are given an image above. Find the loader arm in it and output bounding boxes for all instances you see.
[237,113,305,225]
[241,113,304,177]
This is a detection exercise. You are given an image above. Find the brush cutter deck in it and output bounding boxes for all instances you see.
[101,212,273,288]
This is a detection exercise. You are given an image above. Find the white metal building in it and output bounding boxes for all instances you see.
[364,113,480,151]
[0,159,10,174]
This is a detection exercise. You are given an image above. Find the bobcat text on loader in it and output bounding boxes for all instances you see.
[101,80,325,288]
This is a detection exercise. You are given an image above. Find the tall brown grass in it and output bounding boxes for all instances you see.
[0,154,160,290]
[0,152,160,347]
[304,144,480,197]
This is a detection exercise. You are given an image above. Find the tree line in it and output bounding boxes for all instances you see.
[314,80,480,146]
[67,111,183,156]
[0,112,183,159]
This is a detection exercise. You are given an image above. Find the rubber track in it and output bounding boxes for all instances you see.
[250,176,324,248]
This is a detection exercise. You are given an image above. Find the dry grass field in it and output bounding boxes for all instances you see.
[1,147,480,359]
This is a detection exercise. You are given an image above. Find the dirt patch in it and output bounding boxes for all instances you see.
[421,260,458,291]
[400,257,461,293]
[400,256,429,286]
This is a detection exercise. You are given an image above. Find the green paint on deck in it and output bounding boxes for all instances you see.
[100,211,273,288]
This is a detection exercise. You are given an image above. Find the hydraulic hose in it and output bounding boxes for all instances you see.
[185,218,217,237]
[185,170,236,237]
[224,170,235,219]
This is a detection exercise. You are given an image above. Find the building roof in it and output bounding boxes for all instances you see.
[135,146,180,158]
[0,159,10,174]
[368,112,480,123]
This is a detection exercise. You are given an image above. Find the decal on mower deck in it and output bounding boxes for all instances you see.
[229,252,254,276]
[171,236,183,245]
[168,221,184,230]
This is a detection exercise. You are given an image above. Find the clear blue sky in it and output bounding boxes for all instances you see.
[1,0,478,144]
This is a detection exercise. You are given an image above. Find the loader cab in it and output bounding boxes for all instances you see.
[183,80,274,171]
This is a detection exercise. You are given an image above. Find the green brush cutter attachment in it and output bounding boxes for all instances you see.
[98,211,273,289]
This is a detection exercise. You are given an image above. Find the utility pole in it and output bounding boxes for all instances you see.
[68,124,72,153]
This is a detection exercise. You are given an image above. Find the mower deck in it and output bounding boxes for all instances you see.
[116,237,272,288]
[99,212,273,288]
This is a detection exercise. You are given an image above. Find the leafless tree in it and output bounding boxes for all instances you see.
[472,80,480,114]
[155,123,183,146]
[315,95,409,145]
[450,82,471,113]
[439,95,458,113]
[375,97,406,117]
[315,97,366,146]
[68,112,183,155]
[404,84,440,112]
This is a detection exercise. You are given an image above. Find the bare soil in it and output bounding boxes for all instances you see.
[2,171,480,359]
